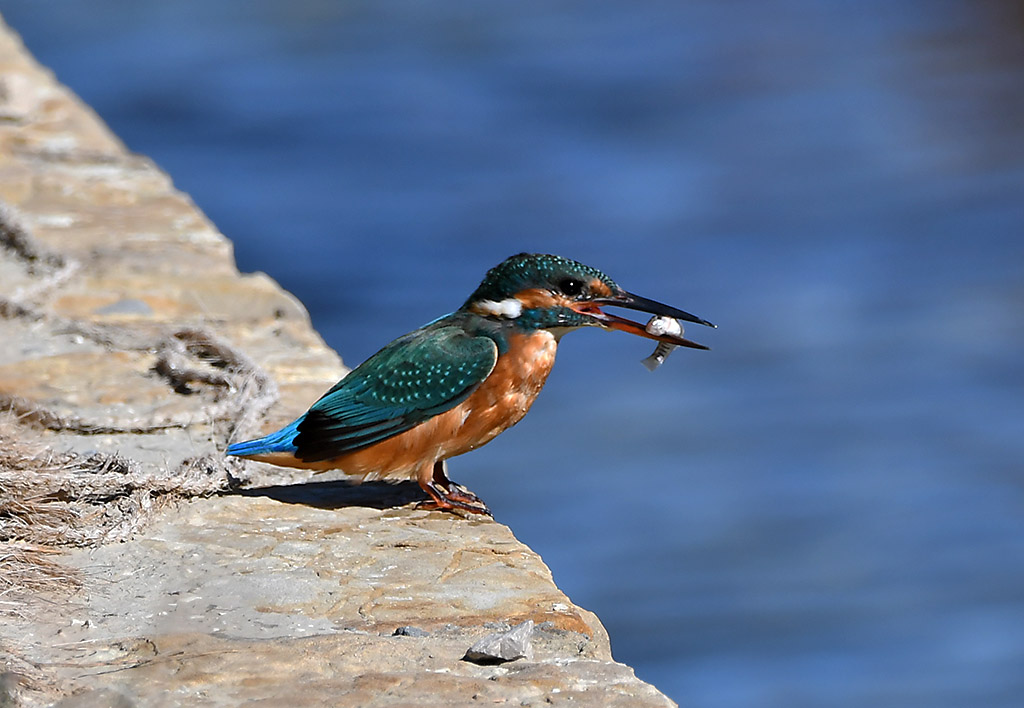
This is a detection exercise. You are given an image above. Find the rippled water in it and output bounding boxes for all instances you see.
[6,2,1023,705]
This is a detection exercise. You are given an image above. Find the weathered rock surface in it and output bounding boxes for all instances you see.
[15,496,674,708]
[0,14,675,707]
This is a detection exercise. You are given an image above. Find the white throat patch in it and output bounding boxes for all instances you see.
[474,297,523,319]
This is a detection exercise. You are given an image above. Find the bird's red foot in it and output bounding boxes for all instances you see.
[418,477,491,516]
[444,483,487,508]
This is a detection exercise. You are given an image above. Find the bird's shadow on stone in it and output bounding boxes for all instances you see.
[235,478,426,511]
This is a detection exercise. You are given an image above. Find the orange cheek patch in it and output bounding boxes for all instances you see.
[588,279,612,298]
[514,288,560,309]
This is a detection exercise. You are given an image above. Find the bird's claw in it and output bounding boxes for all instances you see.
[415,498,492,516]
[419,477,492,516]
[445,483,486,507]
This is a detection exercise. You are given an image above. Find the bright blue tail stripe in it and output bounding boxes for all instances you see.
[226,417,303,457]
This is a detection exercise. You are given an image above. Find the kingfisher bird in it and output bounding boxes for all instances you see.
[227,253,714,515]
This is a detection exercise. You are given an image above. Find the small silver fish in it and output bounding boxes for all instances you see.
[641,316,682,371]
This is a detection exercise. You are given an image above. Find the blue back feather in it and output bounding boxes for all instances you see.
[226,416,303,456]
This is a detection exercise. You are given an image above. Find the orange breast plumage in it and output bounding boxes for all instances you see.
[298,328,558,481]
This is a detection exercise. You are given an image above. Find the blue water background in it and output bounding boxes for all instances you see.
[5,2,1023,705]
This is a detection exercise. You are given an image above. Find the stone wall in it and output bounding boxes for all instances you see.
[0,15,675,707]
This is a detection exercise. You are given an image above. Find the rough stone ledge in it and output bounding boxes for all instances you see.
[0,14,675,708]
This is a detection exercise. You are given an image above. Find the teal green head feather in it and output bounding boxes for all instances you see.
[464,253,618,308]
[462,253,621,331]
[462,252,715,338]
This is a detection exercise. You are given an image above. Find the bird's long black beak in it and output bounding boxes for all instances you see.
[579,290,716,350]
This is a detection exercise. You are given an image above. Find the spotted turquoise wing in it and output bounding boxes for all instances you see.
[292,324,498,462]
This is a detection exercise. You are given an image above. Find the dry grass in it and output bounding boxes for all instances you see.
[0,137,285,707]
[2,433,234,523]
[0,543,80,601]
[0,393,268,705]
[0,321,279,557]
[0,426,85,612]
[0,412,249,610]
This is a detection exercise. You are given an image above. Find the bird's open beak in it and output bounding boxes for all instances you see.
[573,291,716,350]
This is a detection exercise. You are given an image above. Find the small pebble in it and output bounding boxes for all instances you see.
[463,620,534,664]
[393,626,430,637]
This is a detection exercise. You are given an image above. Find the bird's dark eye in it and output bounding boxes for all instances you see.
[558,278,585,297]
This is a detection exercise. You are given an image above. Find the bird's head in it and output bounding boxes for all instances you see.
[462,253,715,349]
